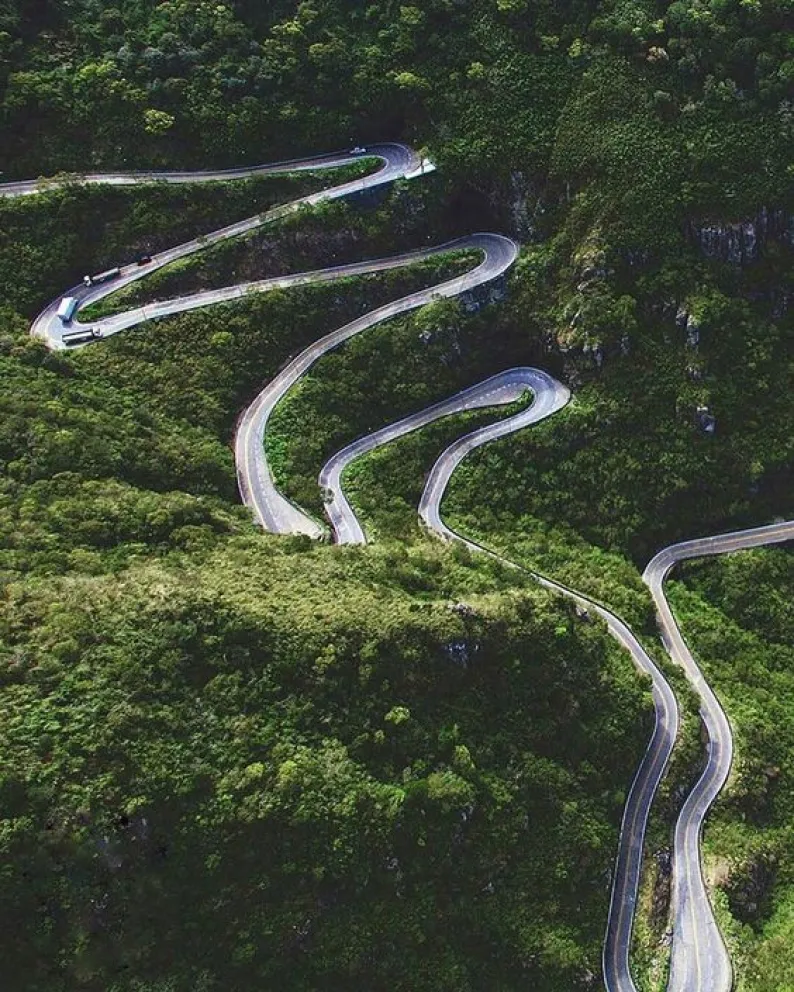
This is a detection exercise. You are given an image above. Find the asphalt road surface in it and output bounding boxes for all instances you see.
[10,142,793,992]
[0,143,427,349]
[0,149,358,198]
[414,378,680,992]
[235,232,518,535]
[319,364,680,992]
[320,369,541,545]
[644,520,794,992]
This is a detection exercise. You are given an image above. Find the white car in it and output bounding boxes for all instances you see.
[350,146,367,155]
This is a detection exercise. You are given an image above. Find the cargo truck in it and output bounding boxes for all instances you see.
[62,327,103,347]
[84,266,121,286]
[56,297,78,323]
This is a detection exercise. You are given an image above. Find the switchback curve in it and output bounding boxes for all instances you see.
[7,143,789,992]
[234,232,517,536]
[644,520,794,992]
[318,363,679,992]
[1,143,426,349]
[320,368,544,545]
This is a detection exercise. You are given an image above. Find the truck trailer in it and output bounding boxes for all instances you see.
[84,266,121,286]
[56,297,79,323]
[62,327,103,347]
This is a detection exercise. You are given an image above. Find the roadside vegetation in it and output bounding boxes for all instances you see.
[0,175,656,992]
[0,535,653,992]
[0,0,792,989]
[0,163,371,315]
[672,547,794,992]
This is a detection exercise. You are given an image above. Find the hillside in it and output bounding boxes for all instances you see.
[0,2,792,990]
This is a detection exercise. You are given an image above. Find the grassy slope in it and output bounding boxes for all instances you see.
[0,163,371,317]
[0,173,654,991]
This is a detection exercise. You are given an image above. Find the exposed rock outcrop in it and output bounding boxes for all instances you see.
[690,208,793,266]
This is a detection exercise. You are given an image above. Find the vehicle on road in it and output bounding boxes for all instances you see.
[56,297,78,323]
[350,146,367,155]
[62,326,103,346]
[92,266,121,284]
[135,252,152,266]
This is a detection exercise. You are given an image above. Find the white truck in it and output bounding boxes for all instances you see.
[62,327,103,347]
[56,297,79,323]
[84,266,121,287]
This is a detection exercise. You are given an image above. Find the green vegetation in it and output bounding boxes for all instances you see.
[267,290,507,519]
[0,166,369,315]
[1,0,792,989]
[342,394,532,543]
[0,218,486,578]
[75,166,387,322]
[0,176,653,988]
[1,534,651,992]
[673,547,794,991]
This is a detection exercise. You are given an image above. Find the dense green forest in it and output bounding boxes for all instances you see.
[0,0,792,989]
[1,540,652,991]
[0,180,659,990]
[673,548,794,992]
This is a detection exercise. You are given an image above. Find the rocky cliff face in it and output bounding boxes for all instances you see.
[690,208,793,266]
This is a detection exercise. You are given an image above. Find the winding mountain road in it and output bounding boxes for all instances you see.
[235,232,517,536]
[320,369,544,544]
[322,358,791,992]
[318,364,680,992]
[644,521,794,992]
[8,143,427,349]
[0,150,359,199]
[7,142,792,992]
